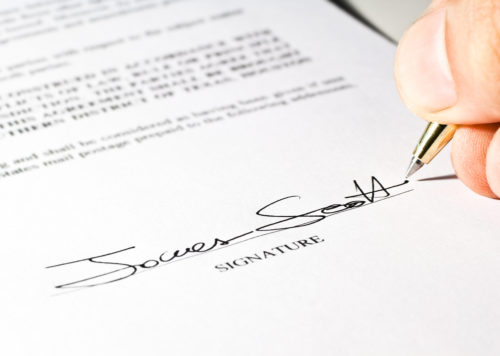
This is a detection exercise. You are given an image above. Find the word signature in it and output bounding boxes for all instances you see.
[46,177,411,289]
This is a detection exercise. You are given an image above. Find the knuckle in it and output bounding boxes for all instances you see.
[462,0,500,116]
[469,1,500,68]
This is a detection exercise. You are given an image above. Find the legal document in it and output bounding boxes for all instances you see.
[0,0,499,355]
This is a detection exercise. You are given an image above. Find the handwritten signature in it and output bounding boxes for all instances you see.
[46,177,411,289]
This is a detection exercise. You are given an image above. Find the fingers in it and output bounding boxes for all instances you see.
[395,0,500,125]
[396,0,500,198]
[451,124,500,198]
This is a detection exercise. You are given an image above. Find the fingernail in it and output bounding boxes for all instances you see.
[486,129,500,198]
[395,9,457,112]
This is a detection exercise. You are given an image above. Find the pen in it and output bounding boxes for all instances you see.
[405,122,457,178]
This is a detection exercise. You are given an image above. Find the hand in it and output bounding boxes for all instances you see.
[394,0,500,199]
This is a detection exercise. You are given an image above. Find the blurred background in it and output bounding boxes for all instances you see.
[334,0,429,41]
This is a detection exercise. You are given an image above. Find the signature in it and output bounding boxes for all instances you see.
[46,177,411,289]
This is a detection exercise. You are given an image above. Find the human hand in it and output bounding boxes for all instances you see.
[394,0,500,198]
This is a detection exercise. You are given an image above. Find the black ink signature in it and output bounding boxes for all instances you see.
[46,177,411,289]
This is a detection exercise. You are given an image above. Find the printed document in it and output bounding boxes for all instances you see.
[0,0,499,355]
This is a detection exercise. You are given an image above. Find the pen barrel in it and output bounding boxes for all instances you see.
[412,122,457,164]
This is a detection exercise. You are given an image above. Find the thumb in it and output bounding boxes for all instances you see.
[395,0,500,125]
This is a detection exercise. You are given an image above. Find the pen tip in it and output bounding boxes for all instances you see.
[405,157,424,179]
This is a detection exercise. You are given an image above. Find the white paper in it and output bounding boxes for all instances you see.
[0,1,499,355]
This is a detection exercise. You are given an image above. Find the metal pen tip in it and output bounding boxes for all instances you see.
[405,157,424,179]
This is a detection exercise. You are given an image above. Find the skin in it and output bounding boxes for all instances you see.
[394,0,500,199]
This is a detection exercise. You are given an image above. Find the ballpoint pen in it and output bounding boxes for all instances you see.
[405,122,457,178]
